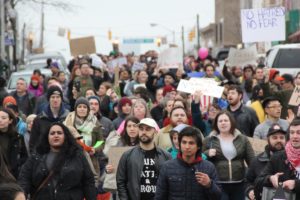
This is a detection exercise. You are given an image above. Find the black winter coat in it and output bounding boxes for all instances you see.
[227,104,259,137]
[0,130,27,178]
[18,151,96,200]
[255,150,300,199]
[245,146,271,200]
[116,146,171,200]
[155,158,222,200]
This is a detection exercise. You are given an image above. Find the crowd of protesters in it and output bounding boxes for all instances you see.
[0,49,300,200]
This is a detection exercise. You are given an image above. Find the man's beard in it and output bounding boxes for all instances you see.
[268,141,285,152]
[139,135,153,144]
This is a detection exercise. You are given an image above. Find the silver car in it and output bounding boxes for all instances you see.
[6,69,52,93]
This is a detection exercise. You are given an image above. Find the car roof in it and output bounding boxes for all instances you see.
[271,44,300,49]
[27,52,64,59]
[11,69,52,75]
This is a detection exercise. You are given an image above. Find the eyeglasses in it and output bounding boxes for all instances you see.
[267,105,282,109]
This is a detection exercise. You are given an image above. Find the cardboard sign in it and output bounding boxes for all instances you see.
[241,7,286,43]
[157,47,183,69]
[247,137,267,155]
[289,87,300,106]
[227,45,258,67]
[69,36,96,56]
[177,78,224,98]
[107,147,133,170]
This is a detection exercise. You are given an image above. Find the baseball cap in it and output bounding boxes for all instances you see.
[267,123,287,137]
[171,124,189,133]
[138,118,158,129]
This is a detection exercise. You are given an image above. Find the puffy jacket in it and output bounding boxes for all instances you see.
[255,150,300,199]
[18,151,96,200]
[203,129,254,183]
[116,146,171,200]
[155,158,222,200]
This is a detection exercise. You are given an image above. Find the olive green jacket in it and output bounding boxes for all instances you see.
[203,129,254,183]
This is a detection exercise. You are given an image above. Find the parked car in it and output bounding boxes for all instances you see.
[6,69,52,93]
[25,52,67,68]
[265,43,300,76]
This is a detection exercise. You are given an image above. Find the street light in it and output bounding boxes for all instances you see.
[150,23,175,44]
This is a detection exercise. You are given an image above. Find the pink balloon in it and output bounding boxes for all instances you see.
[198,48,209,60]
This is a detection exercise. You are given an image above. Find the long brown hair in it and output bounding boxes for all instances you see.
[213,110,236,134]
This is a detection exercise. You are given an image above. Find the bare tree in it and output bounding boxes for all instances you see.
[11,0,76,11]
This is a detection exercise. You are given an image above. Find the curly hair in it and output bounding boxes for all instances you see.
[36,122,81,173]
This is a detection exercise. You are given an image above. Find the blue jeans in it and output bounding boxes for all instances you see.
[221,182,245,200]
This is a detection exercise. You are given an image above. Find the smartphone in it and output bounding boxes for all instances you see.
[74,80,81,92]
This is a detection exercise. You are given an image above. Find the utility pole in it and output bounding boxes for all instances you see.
[39,0,44,49]
[181,26,185,57]
[197,14,200,50]
[21,23,26,64]
[0,0,5,59]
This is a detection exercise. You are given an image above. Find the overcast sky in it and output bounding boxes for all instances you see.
[17,0,215,57]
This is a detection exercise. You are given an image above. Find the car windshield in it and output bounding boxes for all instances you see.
[8,74,31,90]
[273,49,300,69]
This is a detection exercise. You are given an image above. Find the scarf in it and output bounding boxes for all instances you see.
[74,112,97,146]
[285,141,300,169]
[74,113,97,134]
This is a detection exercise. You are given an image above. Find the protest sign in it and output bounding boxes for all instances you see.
[177,78,224,98]
[132,62,145,73]
[90,54,104,69]
[227,45,258,67]
[177,79,195,94]
[157,47,183,69]
[289,87,300,106]
[241,7,286,43]
[69,36,96,56]
[107,57,128,74]
[107,147,133,170]
[247,137,267,155]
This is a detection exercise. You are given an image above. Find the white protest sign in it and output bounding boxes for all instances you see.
[241,7,286,43]
[132,62,145,73]
[157,47,183,69]
[90,54,104,69]
[177,78,224,98]
[107,57,127,74]
[177,79,195,94]
[117,57,128,66]
[227,45,258,67]
[289,87,300,106]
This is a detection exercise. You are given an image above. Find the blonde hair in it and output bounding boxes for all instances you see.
[26,114,37,124]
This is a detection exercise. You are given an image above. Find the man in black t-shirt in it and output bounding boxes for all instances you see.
[117,118,171,200]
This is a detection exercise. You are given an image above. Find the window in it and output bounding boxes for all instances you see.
[273,49,300,69]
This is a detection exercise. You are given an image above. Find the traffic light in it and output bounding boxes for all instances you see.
[156,38,161,47]
[67,29,71,40]
[188,27,196,42]
[108,29,112,41]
